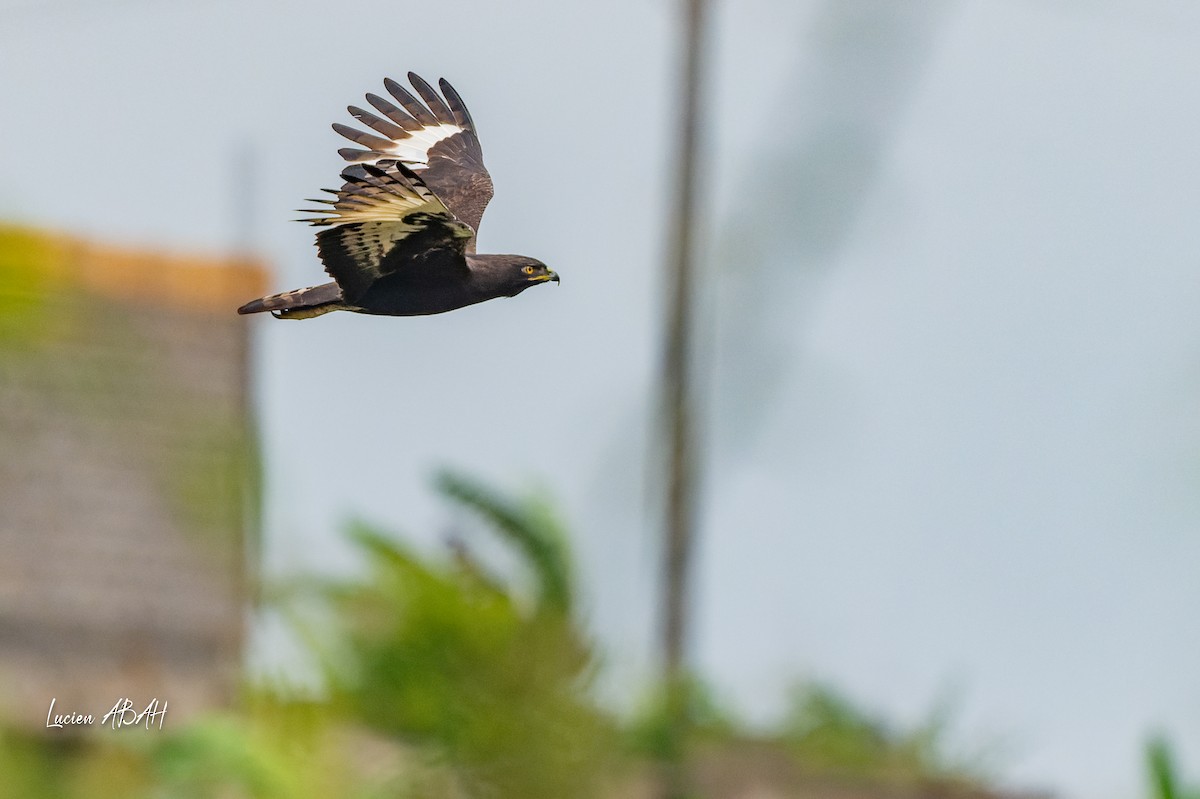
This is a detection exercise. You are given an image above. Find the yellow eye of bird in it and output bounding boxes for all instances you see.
[523,266,535,274]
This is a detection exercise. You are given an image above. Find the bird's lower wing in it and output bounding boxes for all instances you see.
[301,164,474,304]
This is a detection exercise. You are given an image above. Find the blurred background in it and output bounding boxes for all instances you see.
[1,1,1198,797]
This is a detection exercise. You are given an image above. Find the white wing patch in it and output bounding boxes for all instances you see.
[340,122,461,171]
[333,74,476,175]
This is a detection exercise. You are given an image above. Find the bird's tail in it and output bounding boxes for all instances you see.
[237,282,348,319]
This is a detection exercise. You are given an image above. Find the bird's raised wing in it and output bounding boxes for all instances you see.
[333,73,494,248]
[300,163,475,304]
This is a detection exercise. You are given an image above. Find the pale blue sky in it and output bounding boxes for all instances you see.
[3,2,1199,796]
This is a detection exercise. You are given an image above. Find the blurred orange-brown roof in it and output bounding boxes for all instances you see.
[0,223,269,315]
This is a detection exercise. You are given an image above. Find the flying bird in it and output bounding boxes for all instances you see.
[238,73,558,319]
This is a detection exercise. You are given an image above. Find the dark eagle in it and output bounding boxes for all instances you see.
[238,73,558,319]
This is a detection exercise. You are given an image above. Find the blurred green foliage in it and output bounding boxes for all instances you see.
[312,470,620,799]
[0,225,68,350]
[164,413,260,549]
[0,471,621,799]
[0,471,1017,798]
[781,681,980,786]
[146,696,421,799]
[626,673,737,762]
[1148,736,1200,799]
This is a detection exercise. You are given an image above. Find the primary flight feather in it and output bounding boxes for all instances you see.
[237,73,558,320]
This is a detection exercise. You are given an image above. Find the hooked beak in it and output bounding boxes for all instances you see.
[549,271,560,284]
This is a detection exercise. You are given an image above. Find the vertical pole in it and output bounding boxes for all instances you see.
[659,0,709,795]
[230,140,263,651]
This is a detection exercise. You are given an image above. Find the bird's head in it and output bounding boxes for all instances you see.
[516,257,559,286]
[469,254,559,298]
[504,256,559,295]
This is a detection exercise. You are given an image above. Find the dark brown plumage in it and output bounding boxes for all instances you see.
[237,73,557,320]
